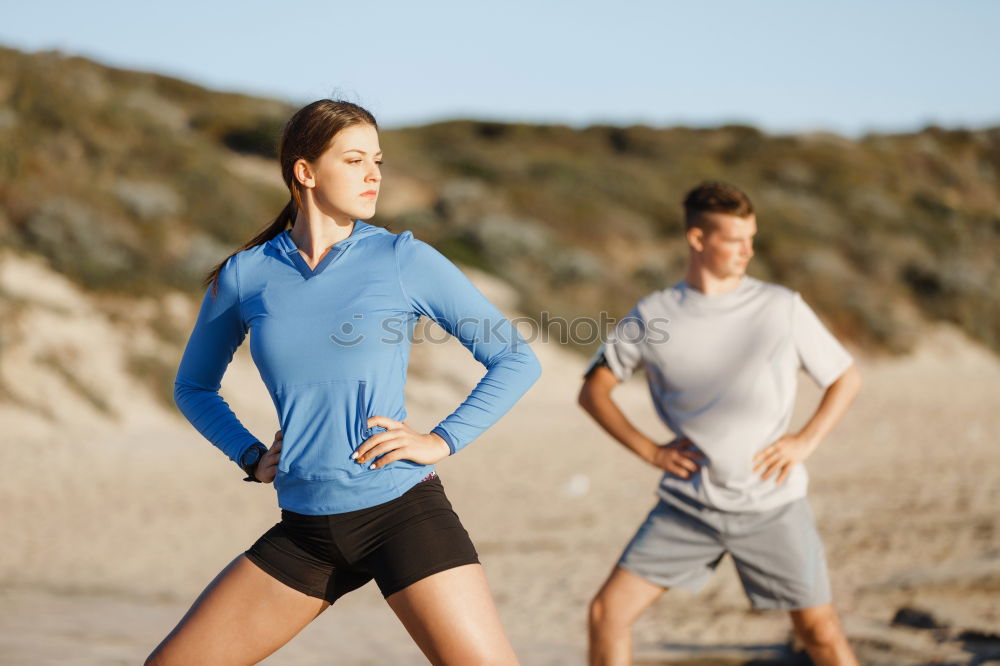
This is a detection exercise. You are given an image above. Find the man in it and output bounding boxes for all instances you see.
[579,181,861,665]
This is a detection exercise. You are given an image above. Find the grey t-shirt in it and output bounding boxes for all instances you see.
[586,277,853,513]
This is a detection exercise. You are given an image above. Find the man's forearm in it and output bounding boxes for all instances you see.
[797,363,862,447]
[578,374,659,463]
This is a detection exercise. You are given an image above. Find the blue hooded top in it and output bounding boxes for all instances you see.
[173,220,542,514]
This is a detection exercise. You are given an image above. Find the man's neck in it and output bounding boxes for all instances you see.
[682,265,744,296]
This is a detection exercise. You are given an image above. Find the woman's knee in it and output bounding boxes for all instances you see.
[143,644,170,666]
[143,638,202,666]
[588,595,604,626]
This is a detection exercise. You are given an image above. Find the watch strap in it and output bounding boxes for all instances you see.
[241,442,268,483]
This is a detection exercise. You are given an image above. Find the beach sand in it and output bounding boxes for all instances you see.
[1,252,997,664]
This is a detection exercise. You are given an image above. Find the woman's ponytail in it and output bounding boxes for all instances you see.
[203,198,297,297]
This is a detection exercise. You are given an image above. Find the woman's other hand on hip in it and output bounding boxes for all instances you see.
[255,430,283,483]
[353,417,450,469]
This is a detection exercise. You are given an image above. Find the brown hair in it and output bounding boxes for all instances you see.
[204,99,378,295]
[682,181,754,232]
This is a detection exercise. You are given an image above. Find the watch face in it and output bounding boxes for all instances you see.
[241,446,263,467]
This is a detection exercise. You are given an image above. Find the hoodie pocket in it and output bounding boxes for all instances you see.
[355,380,389,455]
[276,379,379,481]
[356,381,369,445]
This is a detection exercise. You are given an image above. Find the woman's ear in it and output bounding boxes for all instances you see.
[293,158,315,189]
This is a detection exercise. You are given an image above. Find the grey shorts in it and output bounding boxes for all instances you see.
[617,492,831,610]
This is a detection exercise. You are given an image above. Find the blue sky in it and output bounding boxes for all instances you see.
[1,0,998,135]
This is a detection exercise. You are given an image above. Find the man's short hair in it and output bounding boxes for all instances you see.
[683,181,755,231]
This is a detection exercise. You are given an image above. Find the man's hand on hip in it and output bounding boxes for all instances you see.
[648,437,705,479]
[753,433,818,484]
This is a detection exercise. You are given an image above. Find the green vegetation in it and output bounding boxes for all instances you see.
[0,47,291,296]
[383,121,999,354]
[1,47,998,357]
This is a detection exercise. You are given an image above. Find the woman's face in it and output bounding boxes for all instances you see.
[300,123,382,221]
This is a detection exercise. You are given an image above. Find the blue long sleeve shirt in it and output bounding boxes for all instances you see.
[173,220,542,514]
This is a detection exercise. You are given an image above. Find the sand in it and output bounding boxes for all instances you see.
[1,250,998,665]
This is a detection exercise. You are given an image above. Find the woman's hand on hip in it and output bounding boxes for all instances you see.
[354,417,450,469]
[255,430,283,483]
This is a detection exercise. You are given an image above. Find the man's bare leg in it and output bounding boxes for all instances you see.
[588,566,666,666]
[789,603,858,666]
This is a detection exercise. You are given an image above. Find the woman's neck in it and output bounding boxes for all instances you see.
[289,210,355,267]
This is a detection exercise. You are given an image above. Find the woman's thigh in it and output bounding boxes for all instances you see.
[385,563,519,666]
[145,554,330,666]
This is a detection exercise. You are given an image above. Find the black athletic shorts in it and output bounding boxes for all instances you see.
[244,473,479,602]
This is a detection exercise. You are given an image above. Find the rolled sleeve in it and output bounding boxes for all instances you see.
[791,293,853,389]
[585,306,645,382]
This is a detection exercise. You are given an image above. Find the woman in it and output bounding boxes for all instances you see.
[146,100,541,665]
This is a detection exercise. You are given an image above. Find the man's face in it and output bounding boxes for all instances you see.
[689,213,756,279]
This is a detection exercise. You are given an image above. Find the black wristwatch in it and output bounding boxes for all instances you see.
[240,443,268,483]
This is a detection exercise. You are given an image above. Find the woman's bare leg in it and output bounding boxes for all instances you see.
[145,554,330,666]
[385,563,519,666]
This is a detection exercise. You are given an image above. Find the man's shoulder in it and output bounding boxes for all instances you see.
[631,278,798,313]
[744,276,798,303]
[631,284,680,320]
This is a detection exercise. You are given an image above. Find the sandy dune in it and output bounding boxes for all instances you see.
[1,251,998,664]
